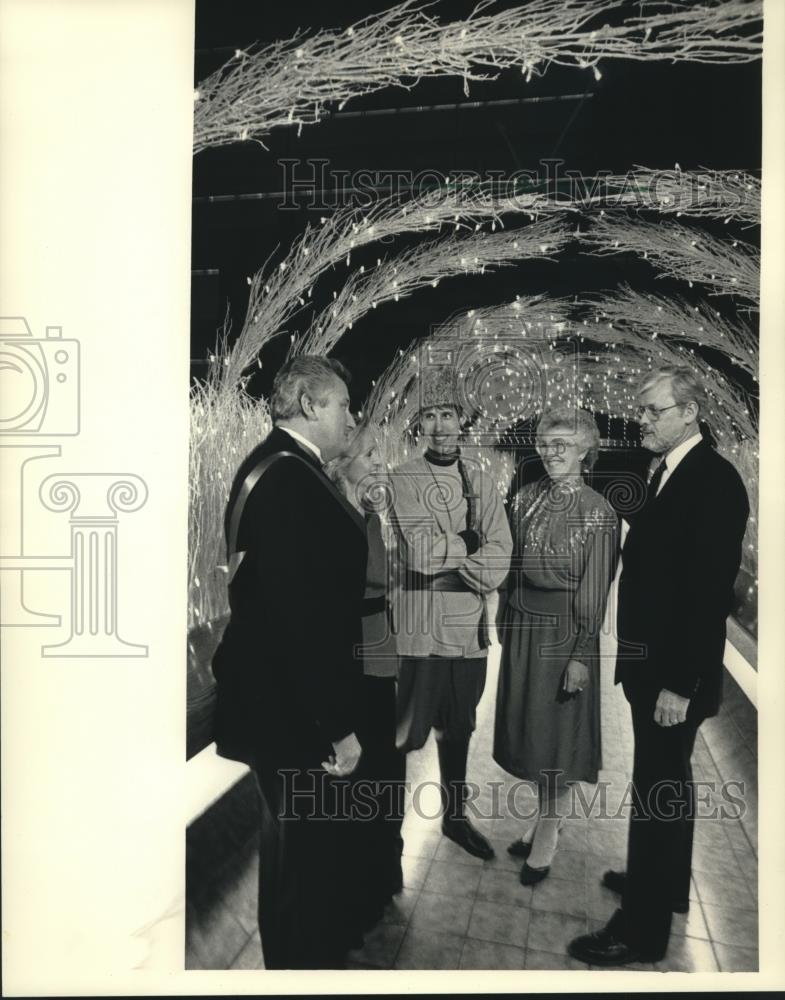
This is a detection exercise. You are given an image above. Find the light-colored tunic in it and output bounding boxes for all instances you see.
[389,453,512,660]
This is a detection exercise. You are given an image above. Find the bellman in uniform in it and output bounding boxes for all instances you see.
[389,365,512,859]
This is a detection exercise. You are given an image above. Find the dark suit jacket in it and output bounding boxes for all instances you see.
[615,439,749,718]
[212,427,368,768]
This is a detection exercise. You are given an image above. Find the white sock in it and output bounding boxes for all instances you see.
[519,812,539,845]
[526,788,570,869]
[526,816,561,869]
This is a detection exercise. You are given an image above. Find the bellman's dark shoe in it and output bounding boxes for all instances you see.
[602,869,689,914]
[442,817,495,860]
[507,839,533,859]
[567,925,659,967]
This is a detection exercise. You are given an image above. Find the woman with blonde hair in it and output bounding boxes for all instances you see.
[325,423,404,926]
[494,407,619,884]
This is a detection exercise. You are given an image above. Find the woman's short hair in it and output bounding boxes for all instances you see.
[637,365,706,419]
[537,407,601,472]
[271,355,351,421]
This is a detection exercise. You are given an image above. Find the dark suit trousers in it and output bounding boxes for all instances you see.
[617,681,700,958]
[350,675,406,922]
[253,760,359,969]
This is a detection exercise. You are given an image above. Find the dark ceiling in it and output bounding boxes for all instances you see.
[191,1,762,407]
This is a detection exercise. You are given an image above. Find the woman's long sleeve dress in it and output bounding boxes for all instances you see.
[493,480,619,785]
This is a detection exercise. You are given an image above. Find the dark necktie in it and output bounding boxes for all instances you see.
[645,460,667,507]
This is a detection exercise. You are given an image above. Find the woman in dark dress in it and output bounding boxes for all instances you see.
[326,424,405,926]
[494,408,619,884]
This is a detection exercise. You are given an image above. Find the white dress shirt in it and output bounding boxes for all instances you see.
[278,425,323,464]
[651,431,703,495]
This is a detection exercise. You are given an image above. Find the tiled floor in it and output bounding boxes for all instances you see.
[345,640,759,974]
[216,639,758,973]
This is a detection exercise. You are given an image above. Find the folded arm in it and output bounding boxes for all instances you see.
[389,470,469,575]
[458,474,513,594]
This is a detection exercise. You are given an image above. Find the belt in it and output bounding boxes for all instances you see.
[402,570,490,650]
[402,570,474,592]
[361,595,388,617]
[509,584,572,615]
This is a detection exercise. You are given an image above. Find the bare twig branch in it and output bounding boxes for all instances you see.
[581,216,760,303]
[577,286,758,376]
[292,218,569,357]
[194,0,762,152]
[220,184,569,387]
[585,167,760,224]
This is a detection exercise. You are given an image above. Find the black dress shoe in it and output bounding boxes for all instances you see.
[442,817,495,859]
[568,926,657,966]
[507,838,533,859]
[602,869,689,914]
[519,862,550,886]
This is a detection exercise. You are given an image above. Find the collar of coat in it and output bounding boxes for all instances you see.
[424,447,461,467]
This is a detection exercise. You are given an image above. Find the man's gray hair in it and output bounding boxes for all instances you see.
[271,355,351,421]
[637,364,706,418]
[537,406,601,472]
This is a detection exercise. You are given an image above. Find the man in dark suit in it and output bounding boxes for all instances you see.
[211,356,368,969]
[569,365,750,966]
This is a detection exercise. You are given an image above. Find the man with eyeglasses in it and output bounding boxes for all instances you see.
[569,364,749,966]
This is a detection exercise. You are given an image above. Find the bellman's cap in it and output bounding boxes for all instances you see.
[419,365,460,412]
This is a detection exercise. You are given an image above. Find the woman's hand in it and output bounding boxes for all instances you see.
[563,658,590,694]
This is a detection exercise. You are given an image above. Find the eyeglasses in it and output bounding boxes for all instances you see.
[634,403,682,422]
[535,438,579,453]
